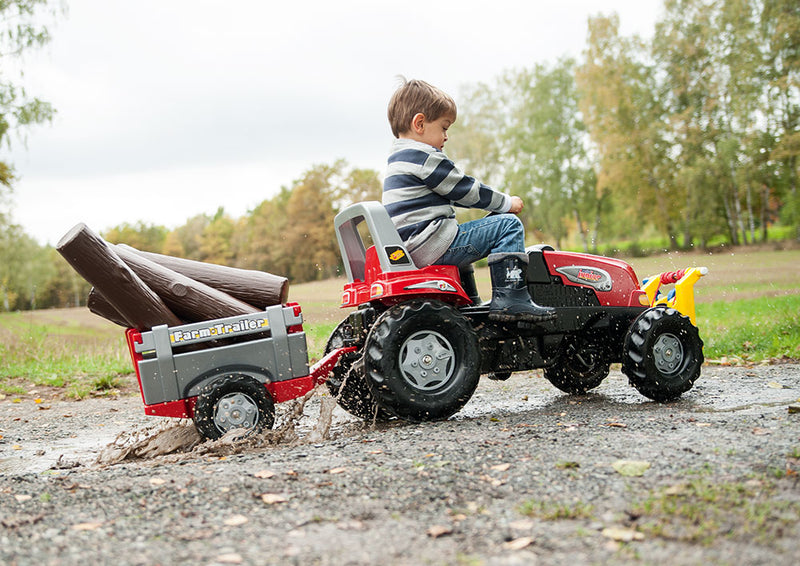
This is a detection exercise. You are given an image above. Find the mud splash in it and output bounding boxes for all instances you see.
[95,387,348,467]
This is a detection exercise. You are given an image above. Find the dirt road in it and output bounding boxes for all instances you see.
[2,363,800,565]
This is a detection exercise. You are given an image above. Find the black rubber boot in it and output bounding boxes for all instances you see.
[488,253,556,322]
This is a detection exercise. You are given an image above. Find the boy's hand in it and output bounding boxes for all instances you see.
[509,196,524,214]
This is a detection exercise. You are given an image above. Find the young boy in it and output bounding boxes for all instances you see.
[382,78,555,322]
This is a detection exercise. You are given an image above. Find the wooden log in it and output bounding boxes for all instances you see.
[117,245,289,308]
[87,288,132,328]
[57,224,182,330]
[113,244,261,322]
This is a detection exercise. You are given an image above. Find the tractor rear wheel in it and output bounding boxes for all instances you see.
[325,319,391,421]
[364,300,480,422]
[622,307,703,402]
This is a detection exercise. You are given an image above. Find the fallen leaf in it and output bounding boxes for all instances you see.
[72,522,103,531]
[260,493,288,504]
[602,527,644,542]
[223,515,248,526]
[328,467,347,474]
[663,484,688,496]
[503,537,534,550]
[12,445,22,451]
[34,398,43,404]
[606,422,627,428]
[490,463,511,472]
[612,460,651,477]
[253,470,275,479]
[427,525,453,538]
[479,474,505,487]
[767,381,786,389]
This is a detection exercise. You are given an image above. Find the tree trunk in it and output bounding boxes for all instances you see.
[117,245,288,309]
[57,223,182,330]
[113,244,261,322]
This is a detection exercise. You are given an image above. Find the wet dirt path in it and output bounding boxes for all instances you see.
[2,364,800,565]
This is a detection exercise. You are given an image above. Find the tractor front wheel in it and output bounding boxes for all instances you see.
[364,300,480,422]
[622,307,703,402]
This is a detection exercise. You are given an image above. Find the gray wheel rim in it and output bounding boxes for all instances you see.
[653,333,684,376]
[399,329,455,391]
[214,391,259,433]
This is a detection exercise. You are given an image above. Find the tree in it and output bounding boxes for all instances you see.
[578,14,676,247]
[282,164,341,281]
[761,0,800,240]
[0,0,57,190]
[103,222,169,252]
[502,60,599,251]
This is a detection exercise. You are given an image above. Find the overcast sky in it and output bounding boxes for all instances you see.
[7,0,662,245]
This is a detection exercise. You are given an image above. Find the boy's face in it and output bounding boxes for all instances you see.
[405,112,455,151]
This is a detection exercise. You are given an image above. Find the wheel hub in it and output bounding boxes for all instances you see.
[214,392,259,433]
[653,333,684,376]
[399,330,455,391]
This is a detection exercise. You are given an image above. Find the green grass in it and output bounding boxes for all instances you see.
[1,246,798,396]
[518,498,594,520]
[0,309,132,397]
[698,295,800,362]
[632,474,800,545]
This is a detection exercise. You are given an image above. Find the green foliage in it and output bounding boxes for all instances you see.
[0,0,58,180]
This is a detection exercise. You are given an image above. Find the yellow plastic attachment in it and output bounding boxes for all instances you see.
[641,267,708,325]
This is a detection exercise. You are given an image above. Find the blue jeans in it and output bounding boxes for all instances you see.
[433,214,525,268]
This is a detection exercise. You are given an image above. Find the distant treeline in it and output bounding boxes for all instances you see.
[1,0,798,312]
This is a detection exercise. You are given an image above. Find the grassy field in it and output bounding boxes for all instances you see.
[1,245,798,397]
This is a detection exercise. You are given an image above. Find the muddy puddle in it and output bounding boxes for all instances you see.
[0,388,371,475]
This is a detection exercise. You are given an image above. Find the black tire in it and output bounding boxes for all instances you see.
[544,336,610,394]
[324,319,391,421]
[193,374,275,440]
[364,300,480,422]
[622,307,704,402]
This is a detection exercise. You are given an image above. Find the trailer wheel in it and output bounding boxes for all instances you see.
[364,300,480,422]
[544,337,610,394]
[622,307,703,402]
[193,374,275,440]
[324,320,391,421]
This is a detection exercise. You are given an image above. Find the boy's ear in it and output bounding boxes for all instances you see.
[411,113,426,133]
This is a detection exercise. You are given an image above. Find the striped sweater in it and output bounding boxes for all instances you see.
[382,138,512,266]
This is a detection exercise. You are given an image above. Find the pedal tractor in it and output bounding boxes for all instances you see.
[325,201,707,422]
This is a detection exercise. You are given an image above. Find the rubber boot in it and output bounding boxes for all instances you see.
[488,253,556,322]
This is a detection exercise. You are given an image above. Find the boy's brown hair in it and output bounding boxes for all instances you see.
[387,78,457,138]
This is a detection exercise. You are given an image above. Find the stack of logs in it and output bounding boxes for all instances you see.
[57,223,289,330]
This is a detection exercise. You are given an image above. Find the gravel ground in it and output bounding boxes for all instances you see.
[2,363,800,565]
